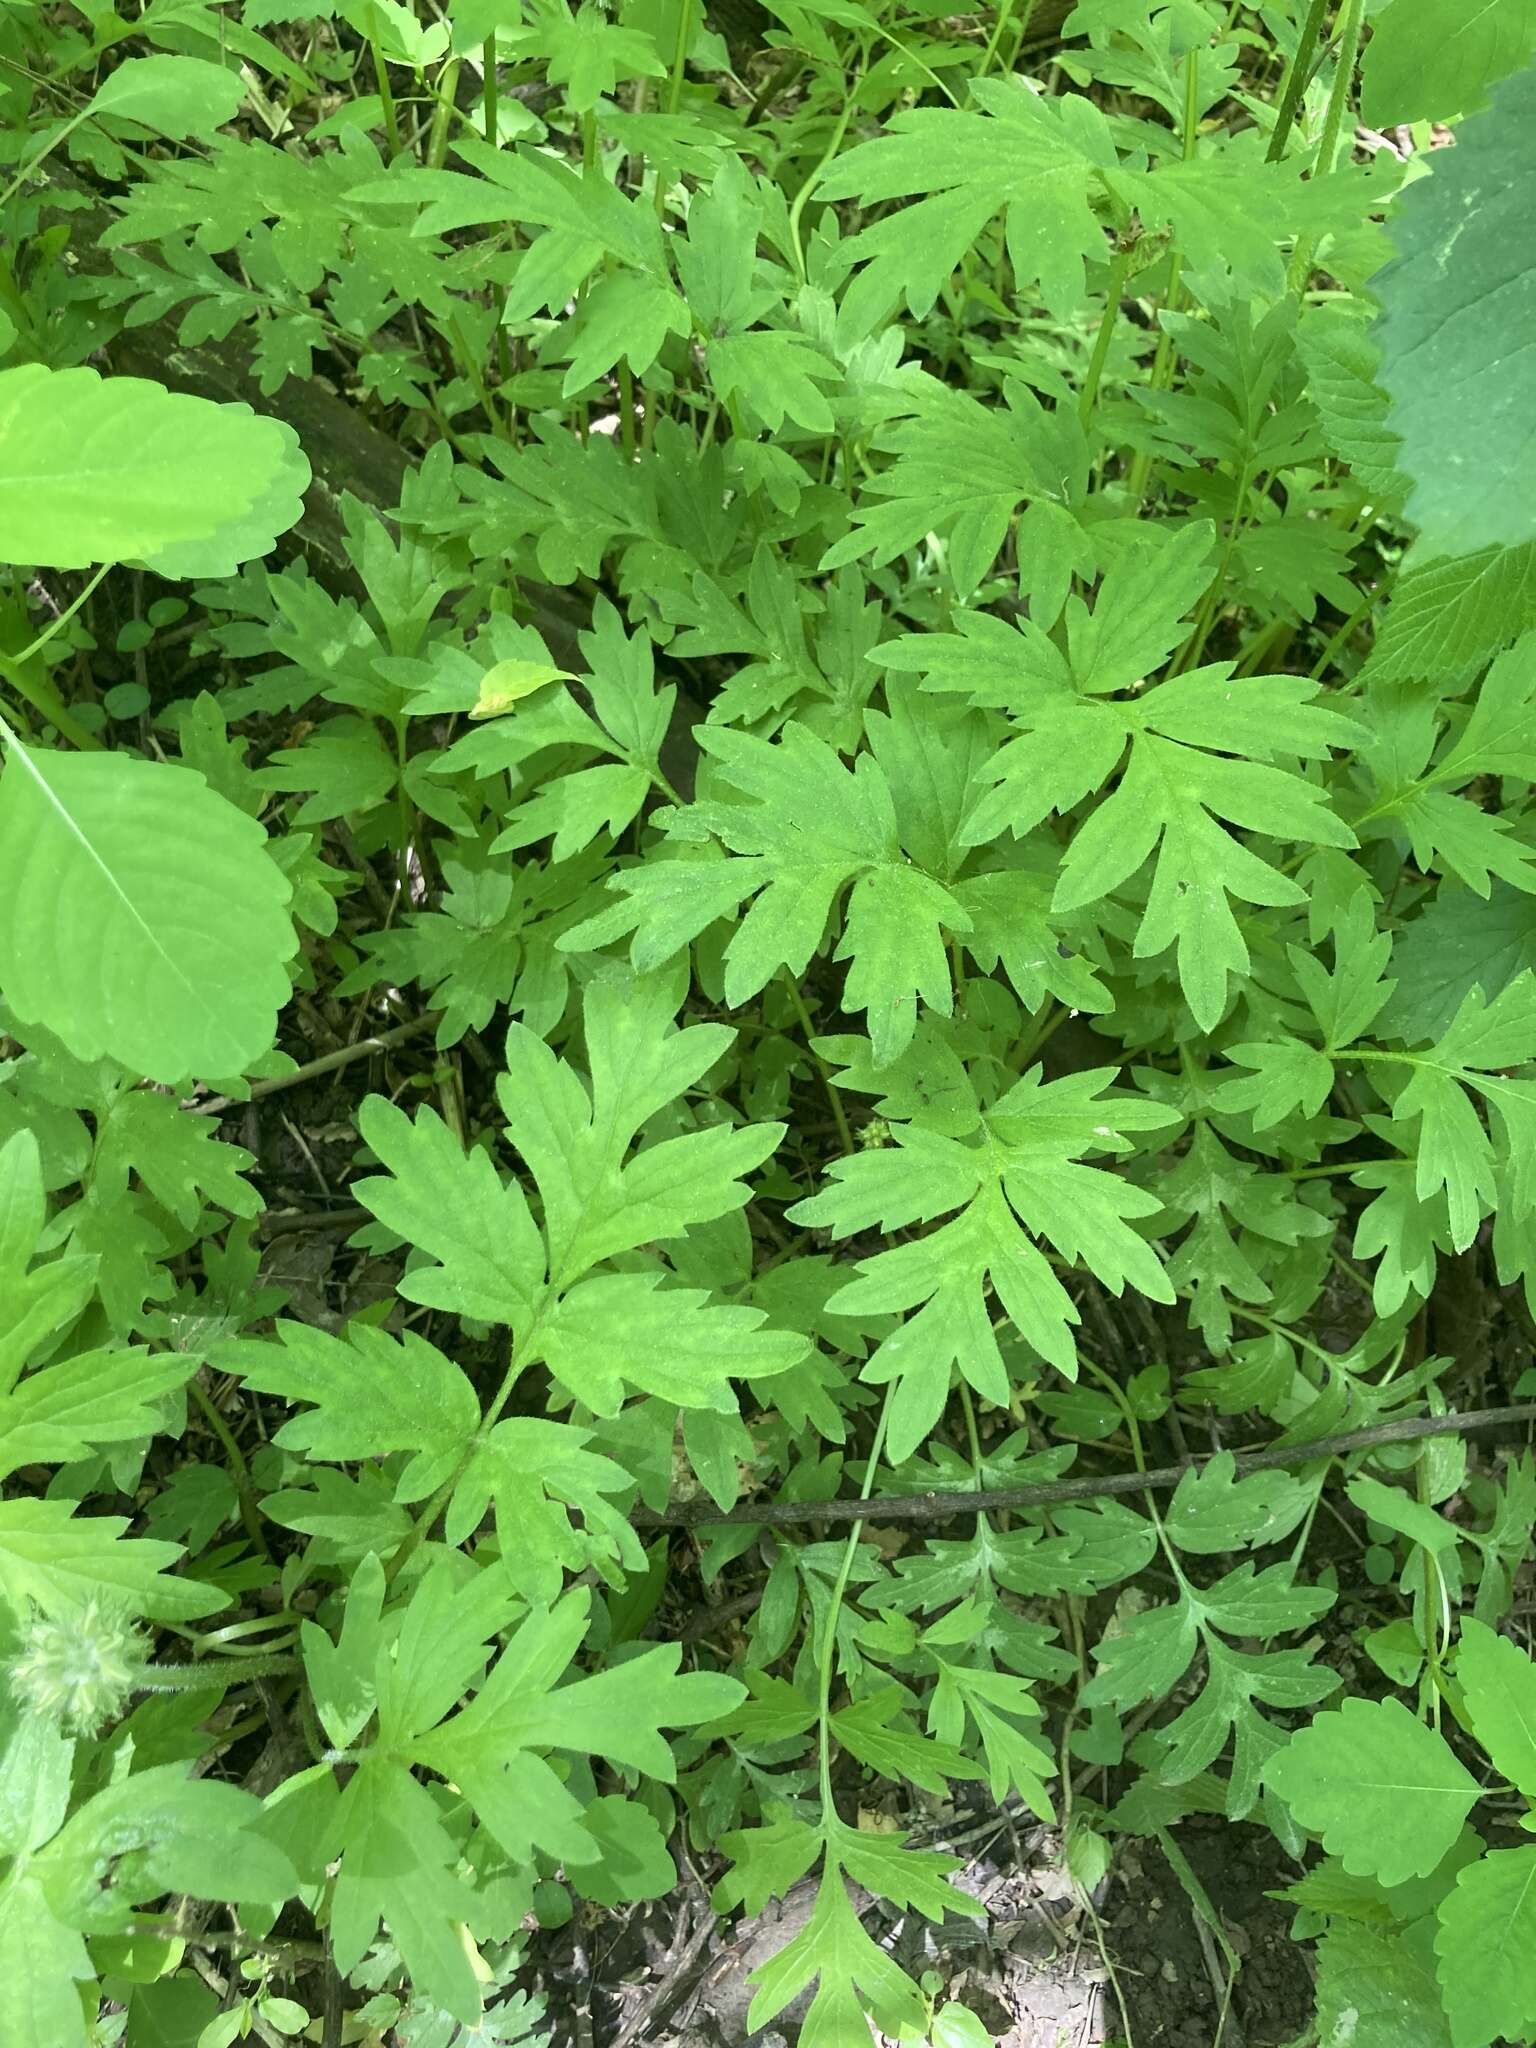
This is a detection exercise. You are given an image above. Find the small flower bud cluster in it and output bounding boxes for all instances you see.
[7,1600,142,1734]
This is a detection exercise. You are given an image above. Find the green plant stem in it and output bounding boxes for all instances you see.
[980,0,1033,79]
[816,1385,894,1813]
[0,564,108,750]
[786,64,867,282]
[189,1013,437,1117]
[0,109,85,212]
[1288,0,1364,290]
[1126,48,1199,507]
[8,562,109,669]
[0,657,99,752]
[1309,567,1396,679]
[1265,0,1331,160]
[957,1383,988,1517]
[189,1379,273,1563]
[133,1654,298,1692]
[371,38,402,156]
[782,975,855,1154]
[482,32,498,140]
[426,58,459,167]
[1078,241,1135,430]
[744,52,804,124]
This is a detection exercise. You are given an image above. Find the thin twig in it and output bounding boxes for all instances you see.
[610,1894,718,2048]
[258,1203,374,1239]
[631,1404,1536,1530]
[188,1015,437,1116]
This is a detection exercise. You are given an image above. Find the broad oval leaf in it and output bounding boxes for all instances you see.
[137,415,312,580]
[0,739,295,1083]
[1434,1846,1536,2048]
[0,365,304,570]
[86,55,246,139]
[1374,61,1536,563]
[1264,1697,1479,1886]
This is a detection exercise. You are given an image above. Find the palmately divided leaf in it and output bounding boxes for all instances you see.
[225,1320,479,1498]
[815,78,1112,324]
[494,975,783,1279]
[354,1097,546,1328]
[745,1869,929,2046]
[791,1067,1175,1409]
[538,1269,807,1414]
[0,1497,222,1620]
[0,742,295,1084]
[0,1346,195,1481]
[567,742,972,1065]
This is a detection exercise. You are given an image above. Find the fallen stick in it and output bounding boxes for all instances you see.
[632,1402,1536,1529]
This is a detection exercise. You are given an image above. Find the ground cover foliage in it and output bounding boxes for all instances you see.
[3,0,1536,2041]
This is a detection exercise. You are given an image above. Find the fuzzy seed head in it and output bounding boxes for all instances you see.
[8,1601,142,1734]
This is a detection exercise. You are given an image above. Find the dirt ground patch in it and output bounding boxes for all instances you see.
[532,1813,1316,2048]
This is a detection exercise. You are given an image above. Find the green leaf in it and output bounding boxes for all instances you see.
[1211,1038,1333,1130]
[791,1066,1174,1389]
[1083,1600,1200,1710]
[92,1088,260,1229]
[354,1098,546,1329]
[1156,1638,1336,1819]
[301,1552,385,1750]
[490,975,783,1281]
[137,418,312,580]
[1455,1618,1536,1801]
[1294,308,1406,505]
[538,1269,806,1414]
[0,742,295,1084]
[1347,1475,1460,1556]
[0,1345,194,1481]
[44,1766,297,1907]
[1384,881,1536,1044]
[0,1130,96,1392]
[745,1869,928,2046]
[413,1590,744,1867]
[946,540,1357,1027]
[0,1873,92,2048]
[329,1756,489,2027]
[831,1688,985,1796]
[1383,976,1536,1251]
[709,332,841,438]
[451,1416,643,1600]
[1364,546,1536,688]
[1164,1453,1312,1554]
[1374,62,1536,562]
[1434,1847,1536,2048]
[87,55,246,138]
[228,1320,478,1492]
[0,1497,221,1620]
[0,365,302,570]
[1263,1698,1479,1885]
[1361,0,1536,125]
[575,728,973,1065]
[815,80,1109,323]
[1314,1916,1451,2048]
[570,1797,675,1906]
[821,373,1086,603]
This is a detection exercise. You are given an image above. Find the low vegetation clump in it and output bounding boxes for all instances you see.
[2,0,1536,2041]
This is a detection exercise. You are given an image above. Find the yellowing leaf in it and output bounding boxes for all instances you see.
[468,660,575,718]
